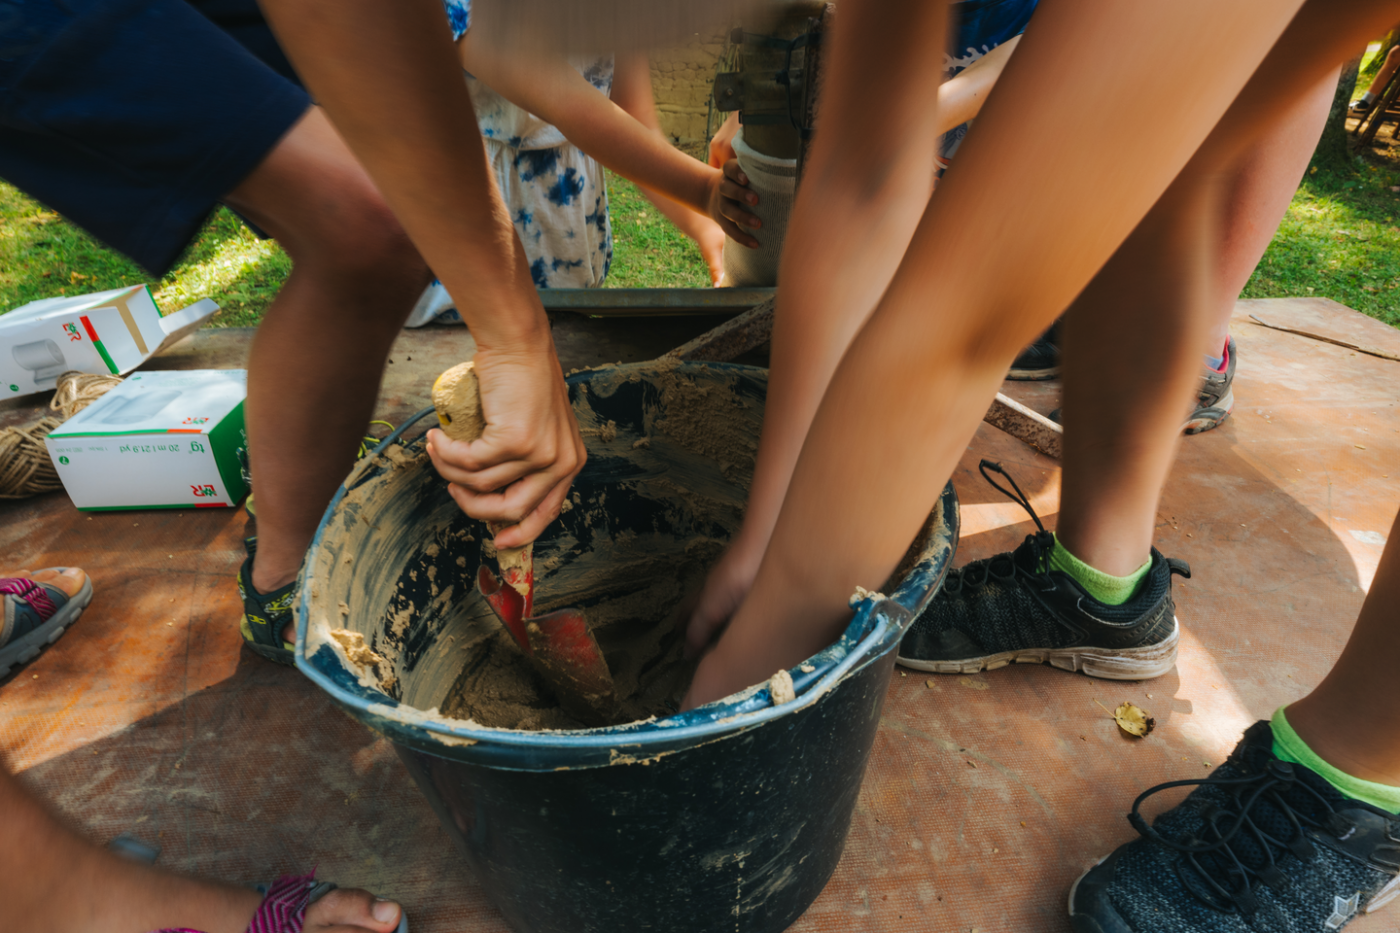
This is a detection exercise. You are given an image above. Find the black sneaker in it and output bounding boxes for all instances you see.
[237,537,297,665]
[1185,335,1236,435]
[1069,720,1400,932]
[897,460,1189,680]
[1008,320,1061,380]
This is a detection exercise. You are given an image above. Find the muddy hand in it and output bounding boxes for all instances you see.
[427,351,585,548]
[683,543,758,659]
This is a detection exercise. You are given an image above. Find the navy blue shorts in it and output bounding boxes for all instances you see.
[0,0,311,275]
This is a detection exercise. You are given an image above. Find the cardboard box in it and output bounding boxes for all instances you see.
[1,286,218,400]
[46,370,249,511]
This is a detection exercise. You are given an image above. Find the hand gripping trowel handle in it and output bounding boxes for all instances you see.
[431,361,619,726]
[431,361,534,645]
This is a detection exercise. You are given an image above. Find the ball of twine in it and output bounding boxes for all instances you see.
[0,371,123,499]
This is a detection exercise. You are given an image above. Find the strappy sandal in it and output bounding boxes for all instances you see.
[0,569,93,678]
[237,537,296,666]
[154,871,409,933]
[238,420,398,663]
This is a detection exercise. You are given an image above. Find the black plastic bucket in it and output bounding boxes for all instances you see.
[296,361,958,933]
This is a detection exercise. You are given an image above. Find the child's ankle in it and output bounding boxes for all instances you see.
[1046,534,1150,606]
[1273,706,1400,813]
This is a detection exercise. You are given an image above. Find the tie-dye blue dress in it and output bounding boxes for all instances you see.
[408,0,615,326]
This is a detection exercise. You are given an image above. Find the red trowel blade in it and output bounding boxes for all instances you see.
[477,564,530,651]
[475,565,617,725]
[525,609,617,722]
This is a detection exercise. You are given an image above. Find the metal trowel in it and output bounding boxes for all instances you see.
[432,362,618,725]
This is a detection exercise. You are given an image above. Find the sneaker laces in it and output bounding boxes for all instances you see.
[1127,756,1336,914]
[941,460,1056,597]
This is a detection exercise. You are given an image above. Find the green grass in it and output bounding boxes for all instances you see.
[0,171,707,322]
[3,108,1400,330]
[1240,44,1400,326]
[601,171,711,288]
[1241,162,1400,326]
[0,184,291,327]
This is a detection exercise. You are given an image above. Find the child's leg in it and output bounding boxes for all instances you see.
[0,759,402,933]
[687,0,1393,707]
[1054,176,1222,576]
[1210,71,1334,356]
[1285,505,1400,785]
[1356,40,1400,106]
[226,109,429,614]
[685,0,951,651]
[1057,69,1336,574]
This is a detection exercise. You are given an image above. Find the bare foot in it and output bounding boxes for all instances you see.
[9,567,87,599]
[304,887,405,932]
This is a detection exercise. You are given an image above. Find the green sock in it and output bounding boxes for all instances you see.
[1046,533,1150,606]
[1273,706,1400,814]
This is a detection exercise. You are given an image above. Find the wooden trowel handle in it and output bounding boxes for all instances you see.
[432,362,533,605]
[432,361,488,446]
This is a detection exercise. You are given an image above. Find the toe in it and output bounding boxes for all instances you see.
[304,887,405,933]
[29,567,87,598]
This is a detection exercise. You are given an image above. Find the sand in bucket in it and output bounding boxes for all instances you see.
[312,358,763,732]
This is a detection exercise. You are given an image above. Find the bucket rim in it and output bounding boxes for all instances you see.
[294,362,958,755]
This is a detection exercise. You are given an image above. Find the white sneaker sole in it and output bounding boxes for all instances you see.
[898,616,1179,681]
[1066,855,1106,920]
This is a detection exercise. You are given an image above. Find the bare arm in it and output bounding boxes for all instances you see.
[458,35,758,245]
[609,54,734,282]
[259,0,585,548]
[938,35,1021,130]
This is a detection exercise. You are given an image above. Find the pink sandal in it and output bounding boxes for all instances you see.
[155,871,409,933]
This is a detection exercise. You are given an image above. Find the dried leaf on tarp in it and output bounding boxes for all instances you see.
[1113,703,1155,738]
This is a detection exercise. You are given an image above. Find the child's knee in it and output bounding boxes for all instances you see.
[317,191,424,284]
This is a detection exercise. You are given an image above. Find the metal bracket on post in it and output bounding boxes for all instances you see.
[713,72,744,112]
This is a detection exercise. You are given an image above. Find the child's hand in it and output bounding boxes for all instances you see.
[708,113,740,168]
[684,539,760,657]
[694,221,727,286]
[706,160,762,249]
[426,345,586,548]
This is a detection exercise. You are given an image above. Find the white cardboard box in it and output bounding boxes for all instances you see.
[45,369,249,511]
[1,286,218,400]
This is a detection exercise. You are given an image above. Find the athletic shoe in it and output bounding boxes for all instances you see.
[1185,336,1236,435]
[897,460,1190,680]
[1008,320,1061,380]
[1069,720,1400,932]
[1350,97,1374,116]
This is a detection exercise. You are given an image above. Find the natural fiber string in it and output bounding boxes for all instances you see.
[50,370,124,420]
[0,371,123,499]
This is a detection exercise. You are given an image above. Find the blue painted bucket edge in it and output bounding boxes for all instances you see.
[294,362,959,764]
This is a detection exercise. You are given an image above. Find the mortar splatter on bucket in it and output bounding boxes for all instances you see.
[296,361,958,933]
